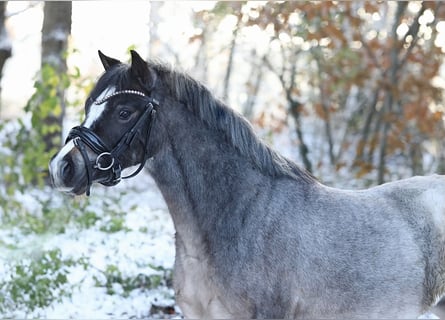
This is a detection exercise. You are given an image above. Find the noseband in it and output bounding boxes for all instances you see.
[66,90,158,196]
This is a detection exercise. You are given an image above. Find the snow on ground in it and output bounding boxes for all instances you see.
[0,171,180,318]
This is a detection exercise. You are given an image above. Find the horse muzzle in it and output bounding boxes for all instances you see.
[48,139,92,195]
[49,90,157,196]
[48,134,119,196]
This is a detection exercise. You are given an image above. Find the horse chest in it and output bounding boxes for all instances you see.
[173,240,235,318]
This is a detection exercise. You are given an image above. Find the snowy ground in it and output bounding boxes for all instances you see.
[0,170,181,318]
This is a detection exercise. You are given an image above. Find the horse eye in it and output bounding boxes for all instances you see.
[119,109,132,120]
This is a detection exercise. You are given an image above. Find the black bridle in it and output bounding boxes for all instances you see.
[66,90,158,196]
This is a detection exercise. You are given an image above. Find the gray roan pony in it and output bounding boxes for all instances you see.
[49,50,445,319]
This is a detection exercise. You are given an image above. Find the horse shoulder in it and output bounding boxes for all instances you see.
[173,232,248,318]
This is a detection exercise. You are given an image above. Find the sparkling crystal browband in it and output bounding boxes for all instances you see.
[94,90,147,105]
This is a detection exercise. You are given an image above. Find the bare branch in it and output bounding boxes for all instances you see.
[398,2,443,69]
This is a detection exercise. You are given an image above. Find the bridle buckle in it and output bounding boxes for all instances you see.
[94,152,115,171]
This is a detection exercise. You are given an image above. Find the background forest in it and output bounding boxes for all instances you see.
[0,1,445,318]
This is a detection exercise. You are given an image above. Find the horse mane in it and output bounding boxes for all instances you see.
[94,62,315,184]
[147,62,315,184]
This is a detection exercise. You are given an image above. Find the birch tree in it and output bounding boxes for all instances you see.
[40,1,72,153]
[20,1,72,185]
[0,1,11,117]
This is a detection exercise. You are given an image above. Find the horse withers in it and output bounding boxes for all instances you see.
[49,50,445,318]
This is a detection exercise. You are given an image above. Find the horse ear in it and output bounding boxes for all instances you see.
[130,50,156,90]
[98,50,121,71]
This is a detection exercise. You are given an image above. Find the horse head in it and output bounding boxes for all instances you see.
[49,50,159,195]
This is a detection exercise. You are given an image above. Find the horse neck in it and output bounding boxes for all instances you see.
[149,101,270,235]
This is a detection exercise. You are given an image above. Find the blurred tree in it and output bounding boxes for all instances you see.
[17,1,73,186]
[0,1,11,117]
[193,1,314,172]
[148,1,162,58]
[191,2,244,100]
[304,1,445,183]
[40,1,72,153]
[241,1,445,183]
[247,1,317,172]
[220,2,243,102]
[243,51,267,120]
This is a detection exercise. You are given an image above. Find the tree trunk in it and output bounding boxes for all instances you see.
[264,48,312,173]
[409,141,423,176]
[311,40,336,166]
[243,52,265,120]
[148,1,162,58]
[0,1,11,118]
[376,2,407,184]
[438,150,445,175]
[41,1,72,152]
[289,98,313,173]
[356,89,380,163]
[222,20,239,102]
[42,1,71,71]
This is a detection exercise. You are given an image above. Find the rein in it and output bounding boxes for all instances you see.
[66,90,158,196]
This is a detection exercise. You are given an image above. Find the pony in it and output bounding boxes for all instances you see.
[49,50,445,318]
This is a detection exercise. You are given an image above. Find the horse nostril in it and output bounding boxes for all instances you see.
[60,159,74,180]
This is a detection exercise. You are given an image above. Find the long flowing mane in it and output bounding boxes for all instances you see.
[148,62,315,184]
